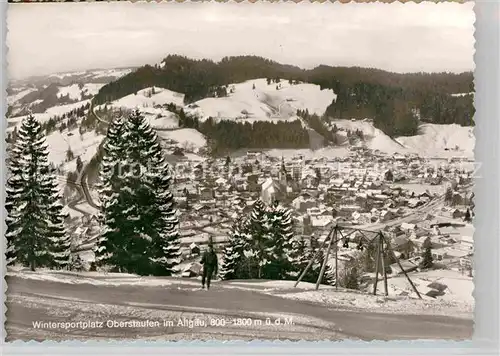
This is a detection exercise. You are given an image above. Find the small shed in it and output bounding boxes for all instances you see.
[190,242,201,256]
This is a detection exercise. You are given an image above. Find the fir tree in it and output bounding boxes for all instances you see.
[464,208,472,222]
[292,235,334,285]
[94,116,127,269]
[340,260,360,290]
[6,115,70,270]
[247,199,268,278]
[288,236,310,279]
[96,110,181,276]
[263,202,294,280]
[76,156,83,172]
[363,241,377,272]
[420,237,434,269]
[220,219,250,280]
[445,186,453,205]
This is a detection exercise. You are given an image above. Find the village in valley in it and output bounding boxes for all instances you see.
[71,125,475,302]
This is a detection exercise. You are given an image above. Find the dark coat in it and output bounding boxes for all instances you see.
[201,249,218,273]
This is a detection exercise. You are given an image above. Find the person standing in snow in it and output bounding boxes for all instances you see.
[201,239,218,290]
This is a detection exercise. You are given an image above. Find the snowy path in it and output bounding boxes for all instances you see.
[6,275,472,341]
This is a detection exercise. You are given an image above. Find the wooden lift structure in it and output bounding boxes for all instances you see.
[294,224,422,299]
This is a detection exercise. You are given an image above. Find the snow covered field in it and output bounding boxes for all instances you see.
[265,147,352,160]
[46,68,133,81]
[332,119,474,159]
[7,269,473,319]
[57,84,83,101]
[7,100,91,132]
[397,124,474,158]
[392,183,447,196]
[158,128,207,149]
[57,83,106,101]
[185,79,336,122]
[109,87,185,110]
[272,287,473,319]
[46,128,104,169]
[7,87,37,105]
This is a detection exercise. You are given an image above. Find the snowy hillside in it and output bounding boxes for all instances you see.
[104,86,185,130]
[57,83,105,101]
[7,100,91,132]
[7,87,37,105]
[47,68,133,81]
[109,86,185,110]
[332,119,474,158]
[396,124,474,158]
[334,119,408,155]
[184,79,336,122]
[46,128,104,171]
[157,128,207,150]
[7,68,134,118]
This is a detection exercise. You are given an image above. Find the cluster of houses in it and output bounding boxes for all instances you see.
[161,146,473,273]
[69,141,474,280]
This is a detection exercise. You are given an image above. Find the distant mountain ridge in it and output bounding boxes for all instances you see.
[7,68,136,117]
[93,55,474,137]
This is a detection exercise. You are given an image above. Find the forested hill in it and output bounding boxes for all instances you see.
[94,55,474,137]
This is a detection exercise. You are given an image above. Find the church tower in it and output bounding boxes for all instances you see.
[278,156,288,188]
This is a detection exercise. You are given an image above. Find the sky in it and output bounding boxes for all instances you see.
[7,1,475,79]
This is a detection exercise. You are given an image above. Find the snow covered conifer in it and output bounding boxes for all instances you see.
[263,202,295,280]
[420,237,434,269]
[6,115,70,270]
[298,235,334,285]
[220,219,250,280]
[248,199,269,278]
[288,236,310,279]
[97,110,181,275]
[94,116,128,269]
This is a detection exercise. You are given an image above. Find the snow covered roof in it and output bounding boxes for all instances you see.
[401,223,416,230]
[261,177,277,191]
[311,216,333,227]
[215,177,227,184]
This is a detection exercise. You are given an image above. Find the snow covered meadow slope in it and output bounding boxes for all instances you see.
[7,100,91,133]
[57,83,106,101]
[46,68,133,81]
[46,129,105,171]
[396,124,474,158]
[157,129,207,149]
[332,119,474,158]
[109,86,185,110]
[7,87,37,105]
[104,87,185,130]
[184,79,336,122]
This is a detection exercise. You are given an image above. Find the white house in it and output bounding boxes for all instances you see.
[460,235,474,251]
[261,177,280,205]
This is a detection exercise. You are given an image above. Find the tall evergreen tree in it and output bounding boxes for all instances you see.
[306,235,335,285]
[420,237,434,269]
[6,115,70,270]
[94,116,128,269]
[445,186,454,205]
[263,202,294,280]
[247,199,268,278]
[288,236,310,279]
[96,110,180,275]
[220,219,250,280]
